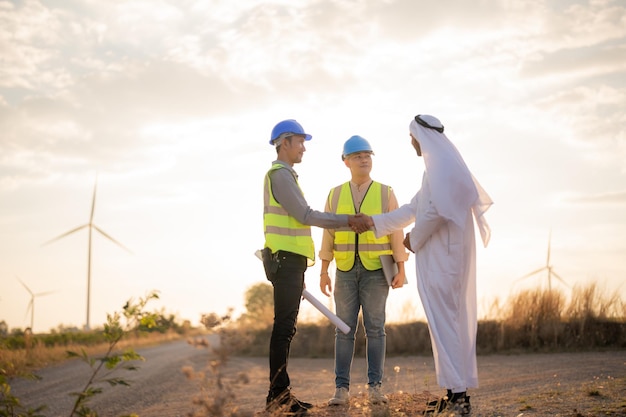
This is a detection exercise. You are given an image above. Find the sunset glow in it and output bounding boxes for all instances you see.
[1,0,625,333]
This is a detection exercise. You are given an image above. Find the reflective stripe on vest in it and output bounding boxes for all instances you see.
[328,181,392,271]
[263,164,315,261]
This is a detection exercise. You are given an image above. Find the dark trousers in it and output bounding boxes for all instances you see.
[267,251,307,395]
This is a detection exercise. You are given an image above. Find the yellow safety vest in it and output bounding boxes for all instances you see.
[263,164,315,261]
[328,181,392,271]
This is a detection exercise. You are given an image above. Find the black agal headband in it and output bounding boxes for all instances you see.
[415,115,444,133]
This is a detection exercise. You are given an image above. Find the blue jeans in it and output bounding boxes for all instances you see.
[334,256,389,388]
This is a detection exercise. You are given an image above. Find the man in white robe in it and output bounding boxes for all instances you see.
[368,114,492,414]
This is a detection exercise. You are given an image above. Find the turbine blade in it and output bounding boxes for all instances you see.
[41,224,89,246]
[551,271,570,287]
[515,266,547,282]
[35,290,56,297]
[93,225,133,253]
[16,276,33,296]
[90,177,98,223]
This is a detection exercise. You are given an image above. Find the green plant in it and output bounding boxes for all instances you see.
[1,290,166,417]
[66,290,160,417]
[0,373,46,417]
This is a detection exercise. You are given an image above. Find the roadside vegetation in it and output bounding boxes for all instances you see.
[3,282,623,369]
[1,282,624,416]
[0,303,194,379]
[185,281,626,416]
[222,282,626,357]
[0,290,193,417]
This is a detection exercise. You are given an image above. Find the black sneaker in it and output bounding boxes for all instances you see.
[266,389,312,414]
[293,397,313,409]
[456,395,471,415]
[426,391,471,415]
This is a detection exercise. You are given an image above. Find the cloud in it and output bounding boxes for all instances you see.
[372,0,534,39]
[564,191,626,205]
[2,0,626,188]
[521,41,626,80]
[0,1,63,90]
[551,0,626,47]
[533,83,626,164]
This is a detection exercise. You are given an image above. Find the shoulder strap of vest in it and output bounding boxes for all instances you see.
[329,181,391,213]
[328,183,347,212]
[376,182,392,213]
[267,164,299,197]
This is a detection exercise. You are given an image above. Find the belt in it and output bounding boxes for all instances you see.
[277,250,306,260]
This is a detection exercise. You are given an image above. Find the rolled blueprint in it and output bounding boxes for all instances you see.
[302,289,350,334]
[255,250,350,334]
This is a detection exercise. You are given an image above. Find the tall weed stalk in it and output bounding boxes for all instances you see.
[184,310,254,417]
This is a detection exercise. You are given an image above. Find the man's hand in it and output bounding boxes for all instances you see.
[320,272,332,296]
[403,232,414,253]
[348,213,372,233]
[391,271,406,289]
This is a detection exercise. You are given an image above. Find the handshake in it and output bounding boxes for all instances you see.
[348,213,374,233]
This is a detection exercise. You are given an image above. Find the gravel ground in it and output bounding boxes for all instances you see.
[10,340,626,417]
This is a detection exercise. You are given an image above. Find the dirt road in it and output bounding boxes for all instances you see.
[11,340,626,416]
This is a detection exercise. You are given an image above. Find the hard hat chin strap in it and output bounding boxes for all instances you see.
[272,133,292,147]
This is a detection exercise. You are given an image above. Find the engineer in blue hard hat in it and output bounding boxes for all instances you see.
[318,135,408,407]
[364,115,493,415]
[262,119,369,415]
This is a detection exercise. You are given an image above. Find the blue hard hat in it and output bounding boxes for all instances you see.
[342,135,374,160]
[270,119,312,145]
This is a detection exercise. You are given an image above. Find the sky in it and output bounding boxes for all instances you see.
[1,0,625,333]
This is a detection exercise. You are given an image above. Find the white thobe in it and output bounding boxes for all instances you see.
[372,174,479,391]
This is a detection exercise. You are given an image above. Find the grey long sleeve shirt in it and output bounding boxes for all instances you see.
[269,160,349,229]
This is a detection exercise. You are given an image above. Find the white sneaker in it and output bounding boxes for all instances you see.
[328,387,350,406]
[368,384,388,404]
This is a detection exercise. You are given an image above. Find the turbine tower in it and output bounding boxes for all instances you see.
[17,276,55,331]
[43,177,131,330]
[515,230,569,292]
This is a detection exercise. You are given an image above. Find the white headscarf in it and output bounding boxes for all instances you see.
[410,115,493,247]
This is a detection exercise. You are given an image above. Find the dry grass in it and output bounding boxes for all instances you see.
[1,282,624,417]
[229,282,626,358]
[493,282,625,322]
[0,330,188,377]
[170,282,626,417]
[482,283,626,351]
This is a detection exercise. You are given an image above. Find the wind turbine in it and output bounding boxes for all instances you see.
[43,177,131,330]
[17,276,55,331]
[515,231,569,292]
